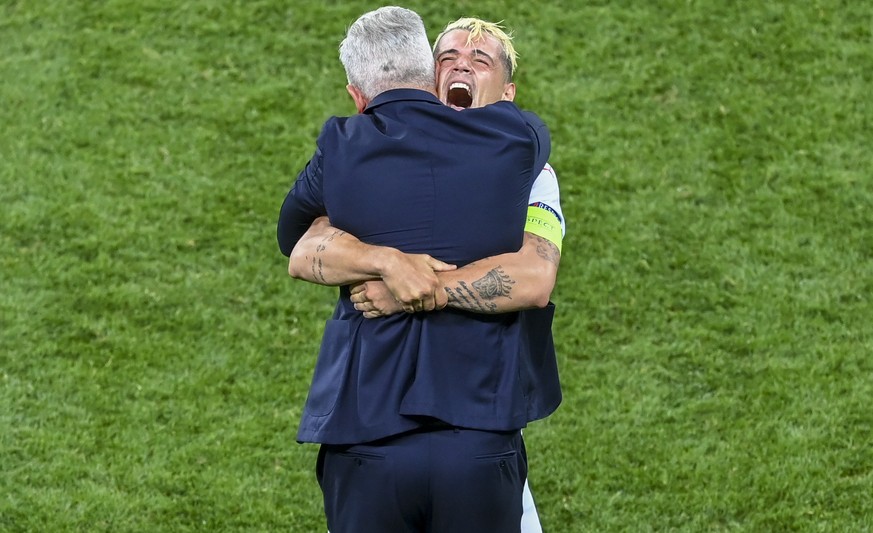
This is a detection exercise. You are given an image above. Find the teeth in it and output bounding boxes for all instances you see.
[450,82,471,93]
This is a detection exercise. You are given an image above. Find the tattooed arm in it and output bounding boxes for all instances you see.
[439,232,560,313]
[350,231,561,316]
[288,216,456,310]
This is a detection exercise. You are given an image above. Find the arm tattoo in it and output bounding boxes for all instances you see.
[311,256,326,283]
[531,234,561,266]
[444,267,514,313]
[310,229,346,283]
[326,230,346,242]
[472,267,515,299]
[445,282,498,313]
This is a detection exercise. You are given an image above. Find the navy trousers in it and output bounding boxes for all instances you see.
[317,427,527,533]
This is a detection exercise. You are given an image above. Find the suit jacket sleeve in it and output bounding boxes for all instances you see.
[276,141,328,256]
[521,110,551,177]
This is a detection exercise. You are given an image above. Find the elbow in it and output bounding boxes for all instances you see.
[532,295,551,309]
[287,261,303,279]
[518,272,555,309]
[529,286,554,309]
[528,265,558,309]
[287,248,307,279]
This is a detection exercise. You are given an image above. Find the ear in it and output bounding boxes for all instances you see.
[502,82,517,102]
[346,84,370,113]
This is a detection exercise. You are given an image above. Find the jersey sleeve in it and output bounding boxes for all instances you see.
[525,163,565,251]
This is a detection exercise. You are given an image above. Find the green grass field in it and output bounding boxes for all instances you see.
[2,1,872,531]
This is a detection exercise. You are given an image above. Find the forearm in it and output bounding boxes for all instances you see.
[439,232,560,313]
[288,217,398,286]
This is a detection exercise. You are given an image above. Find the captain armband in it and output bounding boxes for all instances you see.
[524,204,563,253]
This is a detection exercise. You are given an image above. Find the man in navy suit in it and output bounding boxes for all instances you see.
[277,7,556,532]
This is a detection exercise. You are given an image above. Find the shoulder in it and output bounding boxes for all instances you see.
[533,164,559,189]
[466,102,549,139]
[316,113,380,144]
[530,164,561,208]
[471,101,542,121]
[540,163,558,179]
[518,108,547,130]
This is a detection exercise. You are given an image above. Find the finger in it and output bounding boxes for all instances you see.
[435,289,448,310]
[421,296,436,312]
[349,292,370,304]
[427,257,457,272]
[396,295,417,306]
[350,283,367,295]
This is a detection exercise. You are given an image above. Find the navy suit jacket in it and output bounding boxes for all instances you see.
[278,89,561,444]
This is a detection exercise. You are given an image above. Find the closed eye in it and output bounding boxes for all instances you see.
[472,50,494,66]
[437,50,459,64]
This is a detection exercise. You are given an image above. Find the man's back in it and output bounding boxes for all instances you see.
[323,89,545,265]
[284,88,550,445]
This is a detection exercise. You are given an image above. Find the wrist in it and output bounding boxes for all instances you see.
[372,246,401,279]
[435,269,457,285]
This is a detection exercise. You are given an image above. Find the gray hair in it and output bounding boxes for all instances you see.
[339,6,435,100]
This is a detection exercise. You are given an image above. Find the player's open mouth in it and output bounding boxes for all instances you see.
[447,82,473,108]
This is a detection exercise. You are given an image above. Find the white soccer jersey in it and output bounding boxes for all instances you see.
[517,162,562,533]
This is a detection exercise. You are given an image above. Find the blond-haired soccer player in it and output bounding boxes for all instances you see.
[351,19,563,533]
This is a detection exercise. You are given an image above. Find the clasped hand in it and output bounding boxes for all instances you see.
[351,252,455,318]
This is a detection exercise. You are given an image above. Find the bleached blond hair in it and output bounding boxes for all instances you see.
[433,18,518,81]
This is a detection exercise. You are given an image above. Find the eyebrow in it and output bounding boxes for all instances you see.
[436,48,495,63]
